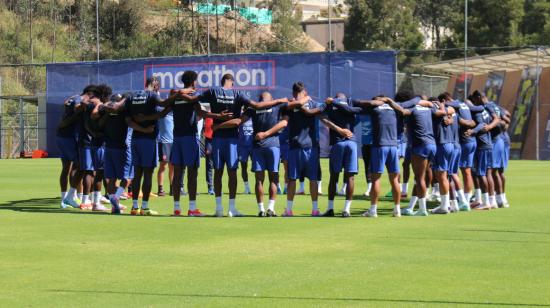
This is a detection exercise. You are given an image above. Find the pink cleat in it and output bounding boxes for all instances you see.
[311,209,321,217]
[282,209,294,217]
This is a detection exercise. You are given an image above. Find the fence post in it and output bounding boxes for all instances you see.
[19,97,25,155]
[0,76,2,158]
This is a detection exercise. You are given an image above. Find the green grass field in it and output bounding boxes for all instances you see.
[0,158,549,307]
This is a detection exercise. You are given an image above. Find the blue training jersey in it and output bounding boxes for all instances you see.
[244,103,287,148]
[433,105,455,145]
[324,98,357,145]
[57,95,80,138]
[406,105,436,147]
[171,97,199,137]
[284,99,324,149]
[124,90,162,139]
[199,87,251,139]
[157,107,174,143]
[472,110,493,150]
[238,116,254,146]
[368,103,399,147]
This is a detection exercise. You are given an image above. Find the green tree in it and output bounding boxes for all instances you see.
[520,0,550,45]
[268,0,306,52]
[413,0,460,50]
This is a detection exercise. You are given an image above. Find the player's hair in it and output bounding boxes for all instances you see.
[394,90,414,102]
[96,84,113,102]
[110,93,123,102]
[472,90,484,98]
[181,71,198,87]
[81,84,98,96]
[145,77,158,88]
[221,74,234,86]
[428,96,437,102]
[292,82,305,94]
[438,92,453,102]
[335,92,347,99]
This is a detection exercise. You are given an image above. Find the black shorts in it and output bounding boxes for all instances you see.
[158,142,172,162]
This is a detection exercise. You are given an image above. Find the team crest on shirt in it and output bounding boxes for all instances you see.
[174,100,193,105]
[256,108,273,114]
[132,93,147,105]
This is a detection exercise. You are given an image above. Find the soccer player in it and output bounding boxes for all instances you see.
[214,92,305,216]
[99,93,150,214]
[282,82,322,217]
[156,100,174,197]
[238,114,254,194]
[387,92,446,216]
[163,71,234,217]
[278,126,290,194]
[347,96,404,218]
[73,86,104,211]
[57,93,88,208]
[204,117,215,195]
[177,73,289,217]
[500,108,511,208]
[320,94,362,217]
[465,95,500,210]
[357,109,373,197]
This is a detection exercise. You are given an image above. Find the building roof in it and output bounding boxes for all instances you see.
[420,47,550,75]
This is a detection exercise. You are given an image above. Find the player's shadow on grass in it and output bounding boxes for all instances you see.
[47,289,550,307]
[0,198,110,215]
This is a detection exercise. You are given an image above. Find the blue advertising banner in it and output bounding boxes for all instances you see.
[46,51,396,157]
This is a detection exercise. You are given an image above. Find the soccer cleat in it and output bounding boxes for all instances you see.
[92,204,110,212]
[213,210,224,217]
[111,206,121,215]
[180,188,188,196]
[363,191,370,198]
[282,209,294,217]
[79,203,92,210]
[283,187,288,194]
[140,208,159,216]
[266,209,277,217]
[318,188,323,195]
[429,193,441,203]
[130,207,140,215]
[321,209,335,217]
[60,200,70,209]
[401,208,415,216]
[173,208,182,216]
[449,203,459,213]
[431,207,449,215]
[258,211,266,217]
[228,209,244,217]
[311,209,321,217]
[119,192,129,200]
[501,202,510,208]
[341,211,351,218]
[459,202,471,212]
[208,187,215,195]
[490,203,499,210]
[188,209,205,217]
[157,190,166,197]
[101,195,110,204]
[393,208,401,218]
[474,204,491,210]
[63,198,81,209]
[243,186,251,194]
[414,209,429,216]
[296,187,305,195]
[361,210,378,218]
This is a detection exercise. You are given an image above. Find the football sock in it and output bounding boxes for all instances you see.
[61,191,67,200]
[366,182,372,194]
[286,200,293,211]
[475,189,482,202]
[215,197,223,211]
[229,199,236,212]
[258,202,265,212]
[268,200,275,212]
[370,204,377,213]
[419,198,427,212]
[141,200,148,210]
[115,186,125,198]
[401,183,408,194]
[440,194,449,210]
[327,200,334,210]
[407,196,418,210]
[174,201,181,210]
[189,200,196,211]
[312,200,319,211]
[344,200,352,213]
[132,200,139,209]
[482,193,490,206]
[82,194,90,205]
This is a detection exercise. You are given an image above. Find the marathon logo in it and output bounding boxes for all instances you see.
[145,60,276,92]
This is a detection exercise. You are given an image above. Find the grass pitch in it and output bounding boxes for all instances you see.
[0,158,549,307]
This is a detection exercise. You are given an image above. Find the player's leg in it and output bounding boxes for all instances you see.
[432,144,452,214]
[410,145,432,216]
[284,148,300,216]
[227,139,241,217]
[172,165,183,216]
[265,147,280,216]
[401,151,411,199]
[204,138,214,195]
[239,145,251,194]
[91,146,107,211]
[59,159,72,208]
[157,161,167,197]
[340,141,357,217]
[361,144,372,197]
[364,145,385,218]
[255,170,266,216]
[327,143,341,216]
[387,146,402,216]
[308,148,320,215]
[267,171,278,216]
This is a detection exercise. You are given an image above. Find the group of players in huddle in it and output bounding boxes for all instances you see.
[56,70,511,217]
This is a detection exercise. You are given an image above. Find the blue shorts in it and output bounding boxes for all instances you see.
[491,138,506,169]
[56,136,78,162]
[124,146,134,179]
[92,145,104,170]
[78,147,94,171]
[449,143,461,175]
[330,140,358,174]
[252,147,280,172]
[412,144,437,161]
[434,143,455,172]
[370,146,400,174]
[459,141,477,168]
[131,138,158,168]
[171,136,201,168]
[104,147,127,180]
[238,144,253,163]
[475,149,493,177]
[280,143,289,161]
[158,142,172,162]
[212,138,239,170]
[288,147,320,181]
[503,143,510,170]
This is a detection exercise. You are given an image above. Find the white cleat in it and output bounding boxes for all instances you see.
[100,196,110,204]
[63,198,81,208]
[393,208,401,217]
[228,209,244,217]
[337,188,346,196]
[214,210,224,217]
[92,204,110,212]
[361,209,378,218]
[431,206,449,214]
[501,202,510,208]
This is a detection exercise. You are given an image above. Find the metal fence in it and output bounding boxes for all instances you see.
[0,96,40,158]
